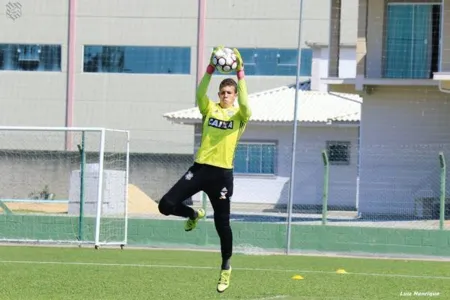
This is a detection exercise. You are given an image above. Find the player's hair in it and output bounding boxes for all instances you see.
[219,78,237,93]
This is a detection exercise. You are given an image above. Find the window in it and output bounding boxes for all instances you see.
[234,48,312,76]
[234,142,276,174]
[384,3,441,79]
[277,49,312,76]
[0,44,61,72]
[83,46,191,74]
[326,141,350,165]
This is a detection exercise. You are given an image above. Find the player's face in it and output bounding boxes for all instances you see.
[218,85,237,108]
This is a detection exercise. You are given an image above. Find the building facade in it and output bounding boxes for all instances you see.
[325,0,450,218]
[0,0,358,154]
[0,0,358,203]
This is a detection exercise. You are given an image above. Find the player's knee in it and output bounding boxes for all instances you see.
[158,196,173,216]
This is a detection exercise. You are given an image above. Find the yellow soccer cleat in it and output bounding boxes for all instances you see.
[184,208,205,232]
[217,267,232,293]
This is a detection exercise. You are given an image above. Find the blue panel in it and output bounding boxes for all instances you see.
[384,5,414,78]
[275,49,297,76]
[412,5,432,78]
[0,44,61,72]
[300,49,313,76]
[261,144,276,174]
[276,49,312,76]
[234,143,276,174]
[248,144,262,173]
[231,48,312,76]
[83,46,191,74]
[239,48,257,75]
[384,4,433,78]
[234,144,248,173]
[254,48,278,76]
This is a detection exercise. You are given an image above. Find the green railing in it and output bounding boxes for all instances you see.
[77,131,86,242]
[321,149,329,225]
[439,152,446,230]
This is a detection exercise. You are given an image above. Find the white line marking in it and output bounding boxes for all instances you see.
[251,296,288,300]
[226,296,288,300]
[0,260,449,280]
[247,297,363,300]
[264,298,362,300]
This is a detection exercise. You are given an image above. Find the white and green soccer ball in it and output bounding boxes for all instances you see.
[212,47,238,74]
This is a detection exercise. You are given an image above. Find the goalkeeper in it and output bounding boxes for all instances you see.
[158,47,251,293]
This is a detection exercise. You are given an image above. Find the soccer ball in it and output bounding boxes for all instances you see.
[212,47,238,74]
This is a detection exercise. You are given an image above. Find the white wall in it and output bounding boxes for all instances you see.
[311,46,356,91]
[192,124,359,208]
[359,86,450,217]
[0,0,68,128]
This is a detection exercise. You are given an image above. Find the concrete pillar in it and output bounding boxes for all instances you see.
[441,0,450,71]
[328,0,341,78]
[356,0,368,79]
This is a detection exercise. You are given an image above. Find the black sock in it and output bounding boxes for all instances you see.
[190,210,198,220]
[221,258,231,270]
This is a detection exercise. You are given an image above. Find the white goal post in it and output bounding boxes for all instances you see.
[0,126,130,248]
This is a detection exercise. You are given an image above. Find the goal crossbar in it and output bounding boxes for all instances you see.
[0,126,129,133]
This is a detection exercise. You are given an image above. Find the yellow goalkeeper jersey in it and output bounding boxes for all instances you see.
[195,73,251,169]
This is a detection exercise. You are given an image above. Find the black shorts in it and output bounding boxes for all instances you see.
[164,163,233,212]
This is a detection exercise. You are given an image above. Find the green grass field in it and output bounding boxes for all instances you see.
[0,245,449,300]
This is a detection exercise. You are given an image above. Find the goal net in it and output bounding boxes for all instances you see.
[0,126,129,248]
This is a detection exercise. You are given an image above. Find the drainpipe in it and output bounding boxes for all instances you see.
[65,0,77,150]
[196,0,206,85]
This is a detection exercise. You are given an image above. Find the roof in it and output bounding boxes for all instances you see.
[163,81,362,125]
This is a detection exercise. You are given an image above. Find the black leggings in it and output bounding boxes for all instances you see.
[158,163,233,260]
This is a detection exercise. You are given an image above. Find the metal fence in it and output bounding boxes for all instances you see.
[0,126,449,256]
[124,138,450,256]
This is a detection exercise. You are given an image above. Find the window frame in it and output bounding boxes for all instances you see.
[234,141,278,176]
[276,48,312,76]
[0,43,62,72]
[326,141,351,166]
[82,45,191,75]
[215,47,312,76]
[382,1,441,79]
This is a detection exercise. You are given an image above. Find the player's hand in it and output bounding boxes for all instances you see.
[233,48,244,71]
[206,46,224,74]
[209,46,224,67]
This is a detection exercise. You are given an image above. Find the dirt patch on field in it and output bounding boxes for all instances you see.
[127,184,160,215]
[1,202,68,214]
